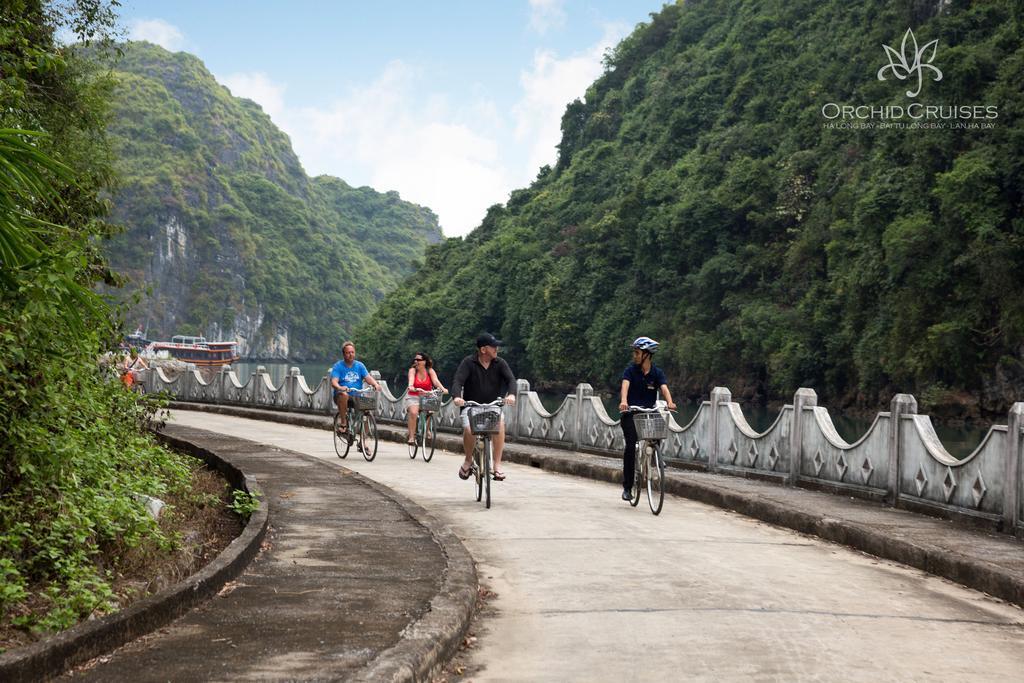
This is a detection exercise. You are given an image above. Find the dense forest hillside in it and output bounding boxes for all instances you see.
[103,42,441,359]
[358,0,1024,416]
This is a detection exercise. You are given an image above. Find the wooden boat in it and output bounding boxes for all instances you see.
[146,335,240,367]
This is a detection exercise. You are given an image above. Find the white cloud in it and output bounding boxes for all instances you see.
[529,0,567,34]
[219,72,287,122]
[127,18,185,51]
[512,23,628,177]
[280,61,512,237]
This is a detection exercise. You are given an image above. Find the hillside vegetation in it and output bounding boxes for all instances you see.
[0,1,230,641]
[358,0,1024,415]
[103,42,442,358]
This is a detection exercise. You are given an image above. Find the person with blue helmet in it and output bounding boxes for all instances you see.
[618,336,676,501]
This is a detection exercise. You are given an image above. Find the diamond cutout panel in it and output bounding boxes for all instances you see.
[971,473,987,508]
[689,437,700,460]
[728,440,739,464]
[767,444,779,471]
[914,466,928,497]
[835,453,848,481]
[813,449,825,476]
[557,422,566,440]
[861,457,874,485]
[747,443,759,467]
[942,467,957,503]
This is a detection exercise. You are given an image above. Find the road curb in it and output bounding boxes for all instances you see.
[0,433,269,682]
[160,427,479,682]
[170,401,1024,610]
[163,413,479,682]
[342,466,478,683]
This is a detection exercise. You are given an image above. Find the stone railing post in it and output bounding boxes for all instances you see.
[1003,403,1024,534]
[184,363,197,402]
[285,366,300,409]
[573,383,594,452]
[513,379,531,441]
[887,394,918,506]
[708,387,732,472]
[218,364,233,403]
[254,366,267,405]
[789,388,817,486]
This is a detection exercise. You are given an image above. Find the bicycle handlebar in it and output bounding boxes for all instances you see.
[462,398,505,408]
[623,405,676,413]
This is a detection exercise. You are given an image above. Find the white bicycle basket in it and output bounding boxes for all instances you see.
[468,406,502,434]
[633,411,667,440]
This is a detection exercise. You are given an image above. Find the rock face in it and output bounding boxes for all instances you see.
[102,42,441,359]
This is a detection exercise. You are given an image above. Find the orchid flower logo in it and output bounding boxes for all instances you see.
[877,28,943,98]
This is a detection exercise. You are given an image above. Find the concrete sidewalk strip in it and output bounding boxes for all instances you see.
[64,424,477,682]
[171,401,1024,609]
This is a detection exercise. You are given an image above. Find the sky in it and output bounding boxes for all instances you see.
[113,1,666,237]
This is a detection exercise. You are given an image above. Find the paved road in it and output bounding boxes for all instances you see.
[169,410,1024,681]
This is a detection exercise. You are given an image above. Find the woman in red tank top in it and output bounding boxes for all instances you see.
[406,352,447,445]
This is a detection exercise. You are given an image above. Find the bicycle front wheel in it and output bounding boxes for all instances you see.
[483,439,492,509]
[474,441,484,502]
[646,444,665,515]
[422,414,436,462]
[361,414,378,461]
[334,413,350,459]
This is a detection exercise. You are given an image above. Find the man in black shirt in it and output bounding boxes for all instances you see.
[451,332,517,481]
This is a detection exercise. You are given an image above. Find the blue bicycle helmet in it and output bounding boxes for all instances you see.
[631,336,659,353]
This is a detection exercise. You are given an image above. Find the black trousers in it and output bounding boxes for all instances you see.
[620,412,638,491]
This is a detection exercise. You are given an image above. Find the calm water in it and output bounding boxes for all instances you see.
[227,362,989,460]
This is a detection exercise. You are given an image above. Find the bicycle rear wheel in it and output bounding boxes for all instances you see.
[474,441,484,502]
[646,444,664,515]
[484,439,492,509]
[422,414,436,462]
[334,413,351,459]
[630,444,642,507]
[408,415,419,459]
[361,414,378,461]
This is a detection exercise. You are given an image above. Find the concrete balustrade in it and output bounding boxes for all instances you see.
[141,365,1024,536]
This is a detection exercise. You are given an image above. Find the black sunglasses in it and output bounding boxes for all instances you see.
[413,357,425,362]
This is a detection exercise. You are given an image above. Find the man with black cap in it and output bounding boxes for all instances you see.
[451,332,517,482]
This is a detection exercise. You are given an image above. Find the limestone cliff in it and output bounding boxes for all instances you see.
[102,42,441,359]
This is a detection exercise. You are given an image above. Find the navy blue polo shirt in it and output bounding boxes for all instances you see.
[622,363,667,408]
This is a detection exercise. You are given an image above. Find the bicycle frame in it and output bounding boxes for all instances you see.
[626,405,669,515]
[409,389,442,462]
[463,398,505,509]
[334,388,378,461]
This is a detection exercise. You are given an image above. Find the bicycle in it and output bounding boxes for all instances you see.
[332,388,379,462]
[408,389,443,462]
[625,406,671,515]
[463,399,504,509]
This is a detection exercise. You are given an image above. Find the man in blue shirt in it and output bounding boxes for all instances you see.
[618,336,676,501]
[331,341,382,431]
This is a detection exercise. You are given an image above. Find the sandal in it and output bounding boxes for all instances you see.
[458,463,473,480]
[407,439,417,446]
[492,470,506,481]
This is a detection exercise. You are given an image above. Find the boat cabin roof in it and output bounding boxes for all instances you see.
[171,335,207,345]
